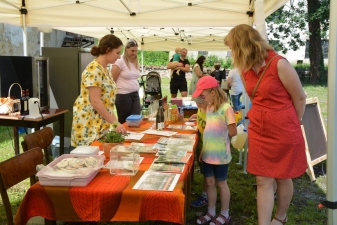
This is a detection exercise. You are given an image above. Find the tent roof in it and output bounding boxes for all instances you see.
[0,0,287,27]
[0,0,288,51]
[55,26,234,51]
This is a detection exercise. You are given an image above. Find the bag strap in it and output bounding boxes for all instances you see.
[251,55,278,98]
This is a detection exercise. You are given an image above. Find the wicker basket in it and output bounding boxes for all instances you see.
[0,83,22,115]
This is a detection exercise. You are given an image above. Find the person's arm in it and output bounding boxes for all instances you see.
[277,59,307,121]
[227,77,233,89]
[178,63,190,72]
[167,61,182,69]
[88,86,126,133]
[189,114,197,120]
[228,123,237,137]
[110,65,121,82]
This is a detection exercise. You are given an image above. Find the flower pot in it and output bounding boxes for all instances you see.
[103,142,124,158]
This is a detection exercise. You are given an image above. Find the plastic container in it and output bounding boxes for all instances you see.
[231,124,248,149]
[126,114,143,127]
[234,111,242,124]
[70,146,99,155]
[36,154,105,186]
[107,145,140,176]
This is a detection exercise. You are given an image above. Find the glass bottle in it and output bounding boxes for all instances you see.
[25,89,30,115]
[156,99,165,130]
[20,90,26,115]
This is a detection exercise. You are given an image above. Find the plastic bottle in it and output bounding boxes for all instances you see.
[167,103,172,124]
[234,111,242,124]
[171,104,179,122]
[179,107,184,121]
[231,124,248,149]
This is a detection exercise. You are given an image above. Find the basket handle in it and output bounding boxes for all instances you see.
[8,82,23,98]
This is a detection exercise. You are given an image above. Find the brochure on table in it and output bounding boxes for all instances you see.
[132,171,180,191]
[148,162,185,173]
[141,129,177,136]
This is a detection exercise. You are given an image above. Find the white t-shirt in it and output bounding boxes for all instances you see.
[228,68,243,95]
[113,57,140,94]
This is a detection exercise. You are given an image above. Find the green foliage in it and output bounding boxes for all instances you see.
[266,0,308,54]
[187,54,232,69]
[137,51,169,66]
[137,50,233,69]
[101,124,126,143]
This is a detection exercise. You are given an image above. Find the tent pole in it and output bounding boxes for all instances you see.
[22,13,27,56]
[254,0,267,40]
[40,32,44,56]
[141,50,144,74]
[20,1,28,56]
[326,0,337,223]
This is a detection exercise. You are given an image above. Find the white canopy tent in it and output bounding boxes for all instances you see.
[1,0,336,224]
[0,0,287,51]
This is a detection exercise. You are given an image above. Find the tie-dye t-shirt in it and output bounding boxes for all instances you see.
[202,102,236,165]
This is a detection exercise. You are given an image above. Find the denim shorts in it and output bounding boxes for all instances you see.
[202,161,229,182]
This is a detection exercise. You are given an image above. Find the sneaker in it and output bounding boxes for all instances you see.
[190,195,208,207]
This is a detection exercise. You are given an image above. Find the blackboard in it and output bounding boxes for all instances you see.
[301,97,327,181]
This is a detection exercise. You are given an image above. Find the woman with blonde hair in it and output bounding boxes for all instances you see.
[224,24,307,225]
[71,34,126,147]
[111,38,141,124]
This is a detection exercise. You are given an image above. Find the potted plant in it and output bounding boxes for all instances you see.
[101,124,126,158]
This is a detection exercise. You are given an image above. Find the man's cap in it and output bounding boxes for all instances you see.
[192,76,219,98]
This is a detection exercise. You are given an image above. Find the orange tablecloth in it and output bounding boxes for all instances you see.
[14,120,196,224]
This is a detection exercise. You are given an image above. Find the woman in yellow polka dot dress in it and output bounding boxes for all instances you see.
[71,34,127,147]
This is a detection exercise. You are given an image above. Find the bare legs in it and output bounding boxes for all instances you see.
[256,176,293,225]
[205,176,230,214]
[271,179,292,224]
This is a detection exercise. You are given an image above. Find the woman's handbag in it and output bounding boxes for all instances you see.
[0,83,22,115]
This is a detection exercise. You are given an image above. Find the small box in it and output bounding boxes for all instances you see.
[107,145,140,176]
[70,146,99,155]
[126,114,143,127]
[171,98,183,107]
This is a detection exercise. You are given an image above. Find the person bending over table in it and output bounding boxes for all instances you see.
[166,48,190,98]
[111,38,141,124]
[71,34,127,147]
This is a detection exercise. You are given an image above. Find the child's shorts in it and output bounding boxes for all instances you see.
[202,161,229,182]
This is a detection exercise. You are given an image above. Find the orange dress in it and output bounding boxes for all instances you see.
[242,51,307,179]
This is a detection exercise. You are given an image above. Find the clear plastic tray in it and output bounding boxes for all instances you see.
[36,154,105,186]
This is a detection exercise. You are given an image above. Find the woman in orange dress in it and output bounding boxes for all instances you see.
[224,24,307,225]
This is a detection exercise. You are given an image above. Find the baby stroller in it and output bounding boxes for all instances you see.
[140,71,162,108]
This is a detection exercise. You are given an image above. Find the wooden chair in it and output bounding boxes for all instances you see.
[21,127,54,164]
[0,147,43,225]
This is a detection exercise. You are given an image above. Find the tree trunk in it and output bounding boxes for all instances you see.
[307,0,324,84]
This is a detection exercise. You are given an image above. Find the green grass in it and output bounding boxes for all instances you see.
[0,78,328,225]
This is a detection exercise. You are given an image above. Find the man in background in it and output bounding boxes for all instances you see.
[166,48,190,98]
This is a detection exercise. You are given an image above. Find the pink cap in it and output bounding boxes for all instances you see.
[192,76,219,98]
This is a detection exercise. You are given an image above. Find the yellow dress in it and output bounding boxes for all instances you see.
[71,59,117,147]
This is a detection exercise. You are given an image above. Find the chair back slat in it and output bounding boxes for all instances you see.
[0,147,43,225]
[21,127,54,164]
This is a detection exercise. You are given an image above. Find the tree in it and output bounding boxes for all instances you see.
[266,0,330,84]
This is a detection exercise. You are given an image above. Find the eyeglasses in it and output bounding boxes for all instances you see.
[199,92,211,100]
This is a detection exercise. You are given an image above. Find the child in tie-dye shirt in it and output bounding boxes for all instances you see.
[192,76,237,225]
